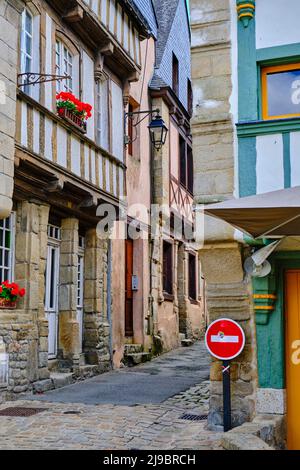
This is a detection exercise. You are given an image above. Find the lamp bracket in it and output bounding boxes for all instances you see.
[18,73,72,88]
[124,108,160,146]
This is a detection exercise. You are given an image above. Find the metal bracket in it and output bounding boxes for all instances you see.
[18,73,71,88]
[124,108,160,146]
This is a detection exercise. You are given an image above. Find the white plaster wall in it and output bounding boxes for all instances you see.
[256,0,300,49]
[111,80,124,162]
[57,126,67,168]
[71,137,81,176]
[82,51,95,140]
[84,145,90,180]
[109,1,115,33]
[256,134,284,194]
[119,167,124,198]
[106,159,110,192]
[98,153,103,188]
[91,0,98,14]
[21,102,27,147]
[44,118,53,160]
[91,149,96,184]
[33,110,40,154]
[290,131,300,187]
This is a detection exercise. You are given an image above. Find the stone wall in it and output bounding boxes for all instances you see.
[83,228,111,372]
[0,0,23,219]
[191,0,258,429]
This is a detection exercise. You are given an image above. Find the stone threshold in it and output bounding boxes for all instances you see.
[218,414,286,450]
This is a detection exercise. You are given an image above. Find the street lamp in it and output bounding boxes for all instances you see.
[125,108,168,151]
[148,113,168,150]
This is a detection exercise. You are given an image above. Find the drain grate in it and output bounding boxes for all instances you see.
[180,413,208,422]
[63,411,82,415]
[0,407,48,417]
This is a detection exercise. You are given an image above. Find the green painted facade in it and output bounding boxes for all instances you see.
[253,253,300,389]
[237,3,300,391]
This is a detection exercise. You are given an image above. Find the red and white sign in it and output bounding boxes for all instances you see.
[205,318,245,361]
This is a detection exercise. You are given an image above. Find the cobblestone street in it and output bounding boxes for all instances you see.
[0,342,223,450]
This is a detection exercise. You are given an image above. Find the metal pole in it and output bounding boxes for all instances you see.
[222,360,232,432]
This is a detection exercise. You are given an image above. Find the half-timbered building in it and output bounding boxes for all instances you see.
[0,0,151,396]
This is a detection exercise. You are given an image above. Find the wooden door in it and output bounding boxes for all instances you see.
[285,270,300,450]
[125,238,134,337]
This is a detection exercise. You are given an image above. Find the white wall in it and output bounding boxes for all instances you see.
[82,51,95,140]
[256,134,284,194]
[111,80,124,162]
[256,0,300,49]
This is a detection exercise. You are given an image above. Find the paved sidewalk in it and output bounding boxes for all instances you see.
[0,342,223,450]
[26,341,210,405]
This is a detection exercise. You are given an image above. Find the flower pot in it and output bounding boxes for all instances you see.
[57,107,87,134]
[0,298,17,309]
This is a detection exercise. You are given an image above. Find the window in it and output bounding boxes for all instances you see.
[187,79,193,116]
[179,135,186,187]
[163,241,173,296]
[262,63,300,120]
[187,145,193,194]
[56,40,73,93]
[0,215,15,284]
[179,136,194,194]
[188,253,197,301]
[172,53,179,96]
[20,9,33,94]
[96,78,110,151]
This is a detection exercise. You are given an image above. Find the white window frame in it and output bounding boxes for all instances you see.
[20,8,33,93]
[56,40,73,93]
[45,224,61,359]
[0,214,15,284]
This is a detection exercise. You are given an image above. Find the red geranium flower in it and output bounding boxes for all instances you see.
[19,288,26,297]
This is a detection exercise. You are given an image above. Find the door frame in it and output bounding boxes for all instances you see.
[125,237,134,337]
[45,225,61,359]
[77,236,85,353]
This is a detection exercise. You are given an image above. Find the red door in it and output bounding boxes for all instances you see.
[125,238,134,337]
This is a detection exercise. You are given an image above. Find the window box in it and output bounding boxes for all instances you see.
[0,299,17,310]
[57,107,87,134]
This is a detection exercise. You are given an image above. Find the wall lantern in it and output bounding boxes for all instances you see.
[148,113,168,150]
[125,108,168,151]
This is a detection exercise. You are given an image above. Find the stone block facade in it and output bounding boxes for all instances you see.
[0,0,23,218]
[191,0,258,429]
[0,199,111,400]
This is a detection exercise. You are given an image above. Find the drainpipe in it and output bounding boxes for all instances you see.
[106,238,113,368]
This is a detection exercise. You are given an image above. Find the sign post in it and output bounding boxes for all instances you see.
[205,318,245,432]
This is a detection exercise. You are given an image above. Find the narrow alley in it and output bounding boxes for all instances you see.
[0,342,222,450]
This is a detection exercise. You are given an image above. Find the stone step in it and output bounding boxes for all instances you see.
[181,339,194,347]
[51,372,74,389]
[76,364,101,380]
[32,379,54,393]
[124,352,152,366]
[124,344,144,354]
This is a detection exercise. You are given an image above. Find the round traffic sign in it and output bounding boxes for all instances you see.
[205,318,245,360]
